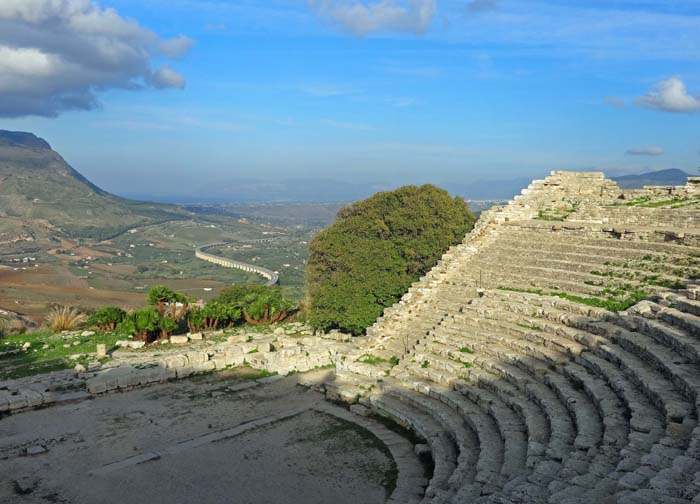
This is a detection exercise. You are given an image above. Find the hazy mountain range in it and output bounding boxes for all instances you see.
[123,171,692,204]
[0,129,693,250]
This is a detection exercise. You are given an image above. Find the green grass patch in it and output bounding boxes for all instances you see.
[0,329,124,379]
[358,354,391,366]
[459,347,475,354]
[498,286,649,312]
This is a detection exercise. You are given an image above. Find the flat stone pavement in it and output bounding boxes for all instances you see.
[0,370,424,504]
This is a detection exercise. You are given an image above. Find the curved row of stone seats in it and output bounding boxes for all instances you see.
[397,333,579,500]
[388,288,700,500]
[342,172,700,503]
[465,290,700,502]
[572,206,700,228]
[434,314,644,498]
[367,391,460,502]
[465,247,688,289]
[432,324,619,501]
[382,379,501,499]
[496,223,700,254]
[377,372,539,503]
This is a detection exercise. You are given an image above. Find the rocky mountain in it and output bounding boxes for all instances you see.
[0,130,190,251]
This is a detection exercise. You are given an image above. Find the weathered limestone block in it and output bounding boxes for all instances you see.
[0,391,11,412]
[192,361,216,373]
[225,353,246,367]
[22,389,43,408]
[184,351,209,365]
[8,393,29,410]
[211,356,228,370]
[175,366,195,378]
[170,335,189,344]
[162,355,187,369]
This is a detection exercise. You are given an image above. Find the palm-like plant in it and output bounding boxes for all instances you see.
[216,286,294,325]
[147,285,189,321]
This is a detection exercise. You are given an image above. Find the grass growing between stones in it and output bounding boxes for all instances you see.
[498,287,649,312]
[0,329,123,379]
[358,354,398,367]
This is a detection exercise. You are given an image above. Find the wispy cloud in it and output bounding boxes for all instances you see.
[320,119,375,131]
[384,62,442,78]
[301,83,361,97]
[309,0,436,36]
[385,96,417,107]
[626,146,665,156]
[604,97,626,108]
[636,76,700,113]
[467,0,498,13]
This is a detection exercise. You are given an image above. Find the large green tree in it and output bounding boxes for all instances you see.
[306,185,475,335]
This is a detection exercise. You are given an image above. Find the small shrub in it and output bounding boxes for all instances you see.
[147,285,189,321]
[118,306,161,342]
[215,285,294,325]
[88,307,126,331]
[46,306,87,333]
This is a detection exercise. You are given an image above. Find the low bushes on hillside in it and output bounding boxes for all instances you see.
[306,185,475,335]
[87,307,126,331]
[186,300,242,332]
[214,285,295,325]
[147,285,189,321]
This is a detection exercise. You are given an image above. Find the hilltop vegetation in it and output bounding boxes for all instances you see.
[306,185,475,334]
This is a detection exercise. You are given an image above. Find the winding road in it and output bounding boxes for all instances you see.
[195,241,279,286]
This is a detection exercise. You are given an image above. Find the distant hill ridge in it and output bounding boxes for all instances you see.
[0,129,189,243]
[611,168,691,189]
[0,130,51,150]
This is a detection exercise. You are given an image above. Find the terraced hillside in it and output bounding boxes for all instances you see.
[328,171,700,503]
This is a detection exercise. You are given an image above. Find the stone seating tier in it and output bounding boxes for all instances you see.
[328,172,700,503]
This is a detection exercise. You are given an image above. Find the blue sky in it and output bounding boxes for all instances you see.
[1,0,700,199]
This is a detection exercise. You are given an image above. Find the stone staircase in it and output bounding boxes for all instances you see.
[323,171,700,503]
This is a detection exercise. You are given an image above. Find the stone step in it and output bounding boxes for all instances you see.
[383,380,504,495]
[662,293,700,317]
[590,320,700,407]
[367,392,459,502]
[470,357,576,463]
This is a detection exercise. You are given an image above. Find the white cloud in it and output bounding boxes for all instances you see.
[160,35,195,58]
[152,66,186,90]
[309,0,436,36]
[625,146,665,156]
[0,0,192,117]
[637,77,700,113]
